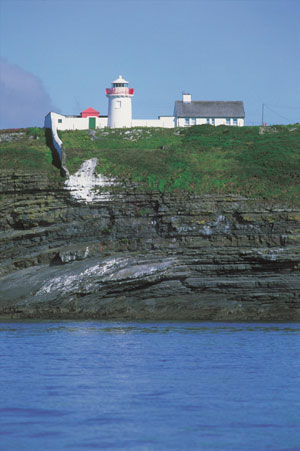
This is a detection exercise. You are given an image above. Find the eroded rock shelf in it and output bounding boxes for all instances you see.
[0,169,299,320]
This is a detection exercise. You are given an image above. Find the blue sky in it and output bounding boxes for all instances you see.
[0,0,299,128]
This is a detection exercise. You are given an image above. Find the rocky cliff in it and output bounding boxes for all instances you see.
[0,163,299,320]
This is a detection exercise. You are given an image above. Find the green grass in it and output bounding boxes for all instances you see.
[1,125,299,203]
[61,124,300,203]
[0,128,61,181]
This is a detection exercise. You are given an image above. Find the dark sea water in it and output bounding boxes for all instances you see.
[0,321,299,451]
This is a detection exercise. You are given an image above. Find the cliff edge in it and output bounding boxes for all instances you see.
[0,126,299,320]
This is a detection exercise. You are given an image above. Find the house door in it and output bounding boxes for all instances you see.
[89,117,96,129]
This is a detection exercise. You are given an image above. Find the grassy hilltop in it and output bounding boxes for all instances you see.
[61,124,300,203]
[1,125,299,203]
[0,127,60,182]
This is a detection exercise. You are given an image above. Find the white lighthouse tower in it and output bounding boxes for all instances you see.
[106,75,134,128]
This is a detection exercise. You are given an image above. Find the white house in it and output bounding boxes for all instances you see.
[174,93,245,127]
[45,75,245,131]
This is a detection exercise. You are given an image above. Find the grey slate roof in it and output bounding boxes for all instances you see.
[174,101,245,118]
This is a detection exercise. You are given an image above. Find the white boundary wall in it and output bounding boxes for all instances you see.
[45,112,108,131]
[44,112,63,161]
[44,112,71,175]
[132,116,175,128]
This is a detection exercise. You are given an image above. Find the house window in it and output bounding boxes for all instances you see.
[58,119,62,123]
[191,118,196,125]
[226,118,230,125]
[233,118,238,126]
[184,118,190,126]
[211,118,215,125]
[206,118,210,124]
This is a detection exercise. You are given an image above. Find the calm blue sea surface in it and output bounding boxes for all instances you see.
[0,321,299,451]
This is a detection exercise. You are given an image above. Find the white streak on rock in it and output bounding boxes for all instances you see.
[64,158,116,203]
[200,214,231,236]
[201,226,213,236]
[36,257,125,296]
[258,248,284,261]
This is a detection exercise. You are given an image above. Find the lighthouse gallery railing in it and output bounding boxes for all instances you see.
[106,88,134,95]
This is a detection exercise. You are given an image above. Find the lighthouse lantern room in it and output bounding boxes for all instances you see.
[106,75,134,128]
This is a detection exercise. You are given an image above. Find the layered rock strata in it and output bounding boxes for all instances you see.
[0,166,299,320]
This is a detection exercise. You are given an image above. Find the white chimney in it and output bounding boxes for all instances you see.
[182,93,192,103]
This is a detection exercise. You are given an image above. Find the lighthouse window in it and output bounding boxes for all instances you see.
[116,101,121,109]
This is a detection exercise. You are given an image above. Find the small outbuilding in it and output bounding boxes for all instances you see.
[81,107,100,118]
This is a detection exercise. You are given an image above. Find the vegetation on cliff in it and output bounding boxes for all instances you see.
[1,125,299,203]
[61,124,300,203]
[0,128,60,182]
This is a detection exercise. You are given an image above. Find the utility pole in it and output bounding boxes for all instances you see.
[262,103,265,126]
